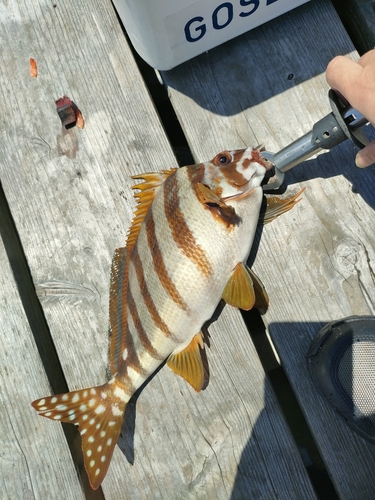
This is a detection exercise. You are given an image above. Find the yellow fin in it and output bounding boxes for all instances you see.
[167,333,205,392]
[222,262,255,311]
[260,187,305,225]
[246,266,269,314]
[127,169,177,250]
[197,182,238,226]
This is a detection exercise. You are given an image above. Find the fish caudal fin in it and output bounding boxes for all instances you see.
[31,381,128,489]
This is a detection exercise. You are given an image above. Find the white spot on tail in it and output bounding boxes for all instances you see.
[37,399,46,406]
[100,430,106,437]
[89,398,96,407]
[80,404,87,412]
[90,460,95,467]
[62,394,69,401]
[114,386,128,403]
[108,421,115,427]
[95,405,105,415]
[89,418,95,425]
[56,404,67,411]
[72,393,80,403]
[111,405,123,417]
[88,436,95,443]
[95,468,101,476]
[101,456,106,462]
[53,415,62,420]
[51,397,57,403]
[81,429,87,435]
[107,438,112,446]
[101,392,107,399]
[87,450,92,457]
[122,348,128,361]
[90,388,97,395]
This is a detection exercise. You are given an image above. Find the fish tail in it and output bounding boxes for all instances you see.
[31,379,129,489]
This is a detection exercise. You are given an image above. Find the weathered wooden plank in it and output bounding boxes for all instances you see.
[331,0,375,55]
[0,224,85,500]
[162,0,375,498]
[0,0,316,499]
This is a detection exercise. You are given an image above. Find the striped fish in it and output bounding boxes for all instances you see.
[32,146,303,489]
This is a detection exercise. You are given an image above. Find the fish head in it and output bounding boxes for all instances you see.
[201,146,273,201]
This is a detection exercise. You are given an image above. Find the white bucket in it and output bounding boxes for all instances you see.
[112,0,310,70]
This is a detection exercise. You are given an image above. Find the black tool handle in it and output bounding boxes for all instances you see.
[274,90,369,173]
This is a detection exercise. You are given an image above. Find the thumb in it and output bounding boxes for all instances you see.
[355,140,375,168]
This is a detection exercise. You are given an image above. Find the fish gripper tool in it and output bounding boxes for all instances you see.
[262,89,370,191]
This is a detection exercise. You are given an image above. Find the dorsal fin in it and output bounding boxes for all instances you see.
[109,246,128,374]
[109,168,177,374]
[127,169,177,250]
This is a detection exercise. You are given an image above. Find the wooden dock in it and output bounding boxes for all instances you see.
[1,0,374,498]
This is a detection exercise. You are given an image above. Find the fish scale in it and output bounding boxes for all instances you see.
[31,146,304,489]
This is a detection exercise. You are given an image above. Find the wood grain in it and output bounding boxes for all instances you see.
[0,0,315,498]
[331,0,375,55]
[162,0,375,498]
[0,233,85,500]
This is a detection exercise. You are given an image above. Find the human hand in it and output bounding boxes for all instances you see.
[326,50,375,167]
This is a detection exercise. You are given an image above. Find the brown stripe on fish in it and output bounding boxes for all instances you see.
[131,245,178,341]
[145,211,188,311]
[127,283,165,362]
[163,172,213,277]
[219,163,248,188]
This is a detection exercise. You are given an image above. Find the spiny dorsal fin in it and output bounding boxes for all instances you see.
[260,187,305,225]
[31,382,127,490]
[109,169,177,374]
[167,333,205,392]
[246,266,269,314]
[222,262,255,310]
[109,247,128,374]
[127,169,177,250]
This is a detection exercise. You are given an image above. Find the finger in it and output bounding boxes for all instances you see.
[355,140,375,168]
[357,49,375,68]
[326,56,363,100]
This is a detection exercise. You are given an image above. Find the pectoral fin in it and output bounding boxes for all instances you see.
[222,263,255,311]
[259,188,305,225]
[197,182,238,226]
[167,333,205,392]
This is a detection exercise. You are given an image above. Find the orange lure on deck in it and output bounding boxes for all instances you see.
[32,147,303,489]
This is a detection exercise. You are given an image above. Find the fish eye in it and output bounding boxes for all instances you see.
[214,152,231,166]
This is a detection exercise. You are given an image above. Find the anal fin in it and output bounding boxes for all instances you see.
[167,333,205,392]
[222,262,255,311]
